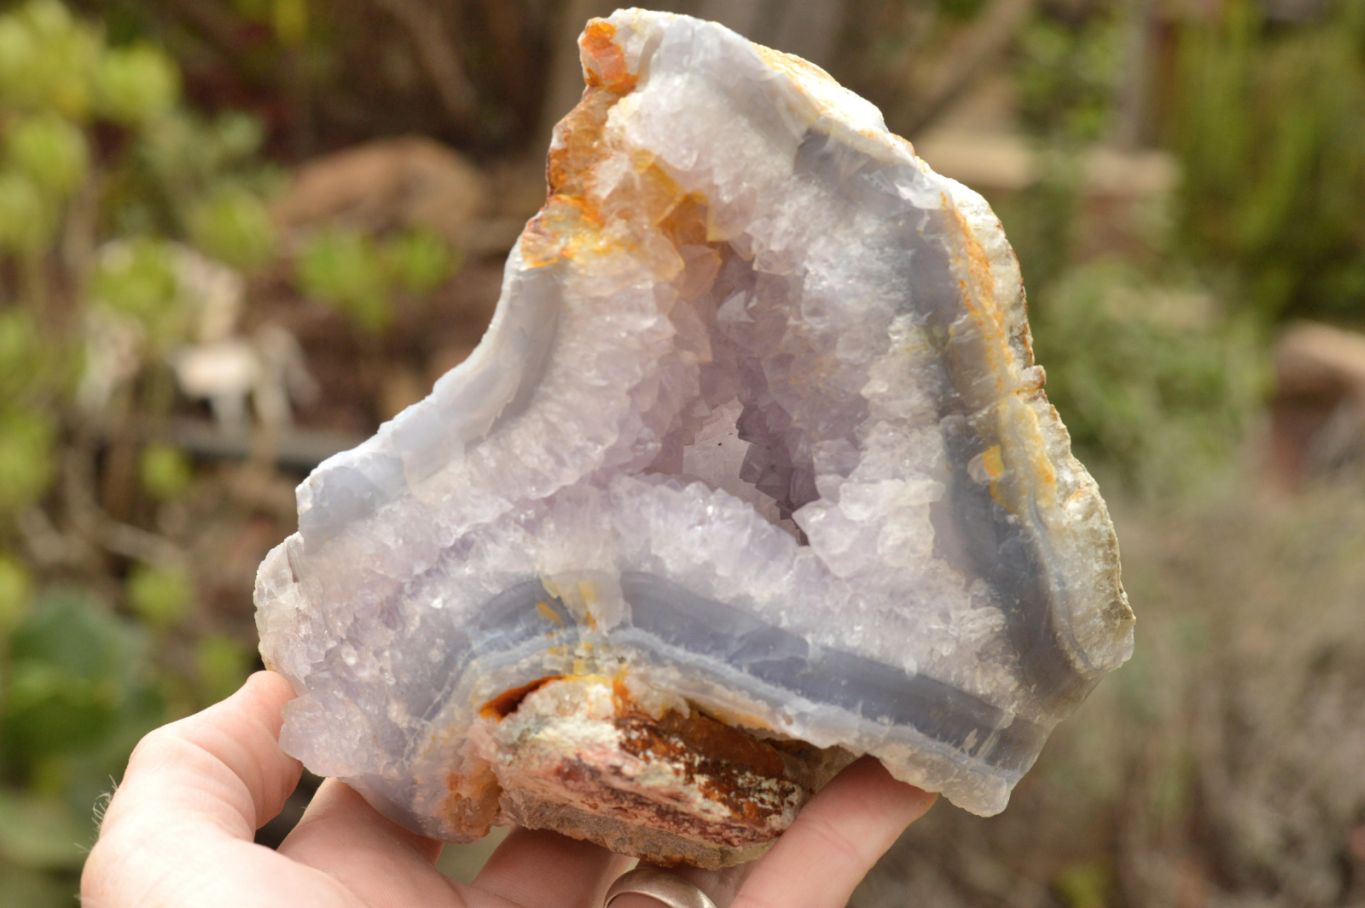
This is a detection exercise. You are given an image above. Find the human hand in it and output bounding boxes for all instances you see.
[82,671,935,908]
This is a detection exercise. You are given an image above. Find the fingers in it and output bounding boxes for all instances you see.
[473,827,632,908]
[82,671,348,908]
[278,779,464,907]
[733,757,935,908]
[282,787,628,908]
[477,759,932,908]
[99,670,302,841]
[607,759,933,908]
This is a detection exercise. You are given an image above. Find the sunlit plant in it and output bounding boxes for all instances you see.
[297,226,460,335]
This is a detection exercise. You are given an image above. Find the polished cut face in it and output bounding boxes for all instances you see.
[255,8,1133,869]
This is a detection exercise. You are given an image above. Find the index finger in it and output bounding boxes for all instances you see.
[733,756,935,908]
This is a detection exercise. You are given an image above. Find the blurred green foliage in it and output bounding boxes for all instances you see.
[385,228,463,295]
[0,0,100,117]
[188,186,277,272]
[1054,861,1110,908]
[193,633,254,702]
[1032,262,1265,499]
[96,44,180,124]
[232,0,311,47]
[138,443,193,501]
[297,226,391,333]
[126,563,194,630]
[5,113,88,197]
[1002,0,1362,502]
[0,409,58,515]
[89,239,188,348]
[1017,12,1121,143]
[0,167,58,256]
[1171,0,1365,323]
[1,588,165,886]
[0,556,31,634]
[0,3,461,899]
[298,226,460,335]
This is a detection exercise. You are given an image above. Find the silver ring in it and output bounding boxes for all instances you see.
[604,867,719,908]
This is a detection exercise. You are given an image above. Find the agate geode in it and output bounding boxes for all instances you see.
[256,9,1134,869]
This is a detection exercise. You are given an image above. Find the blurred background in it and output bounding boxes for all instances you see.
[0,0,1361,904]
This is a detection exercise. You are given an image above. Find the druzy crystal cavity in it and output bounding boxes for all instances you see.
[256,8,1133,869]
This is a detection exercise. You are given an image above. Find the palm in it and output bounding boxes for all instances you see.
[83,673,932,908]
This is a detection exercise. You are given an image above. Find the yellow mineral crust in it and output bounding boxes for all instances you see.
[521,21,696,276]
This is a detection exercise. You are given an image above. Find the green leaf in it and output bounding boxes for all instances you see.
[272,0,309,47]
[382,228,459,294]
[89,239,187,348]
[95,44,179,125]
[0,168,58,256]
[0,1,100,119]
[297,227,392,334]
[0,553,32,634]
[187,186,276,272]
[8,589,142,688]
[4,661,121,758]
[3,589,148,763]
[0,310,47,400]
[0,408,56,516]
[1055,861,1110,908]
[126,563,193,630]
[1,586,166,823]
[138,444,193,501]
[5,113,88,200]
[213,111,266,162]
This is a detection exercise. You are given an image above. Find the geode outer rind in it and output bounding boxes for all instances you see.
[256,8,1133,867]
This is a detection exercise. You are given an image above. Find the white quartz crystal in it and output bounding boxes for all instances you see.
[256,8,1133,860]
